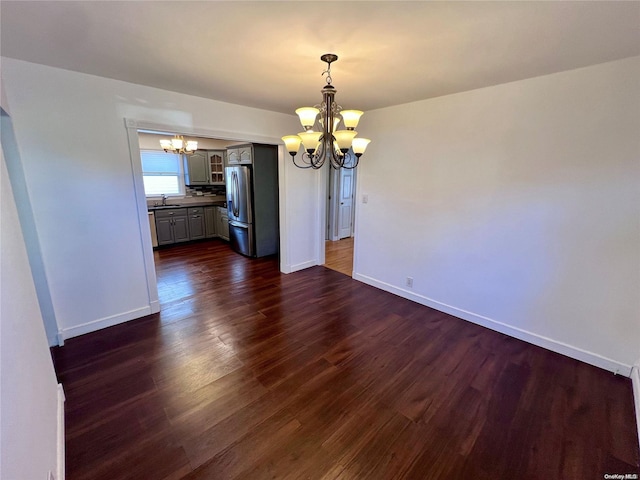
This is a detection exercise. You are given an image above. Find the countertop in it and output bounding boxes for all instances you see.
[147,201,227,211]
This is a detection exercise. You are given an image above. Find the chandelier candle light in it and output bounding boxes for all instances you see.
[160,135,198,154]
[282,54,371,169]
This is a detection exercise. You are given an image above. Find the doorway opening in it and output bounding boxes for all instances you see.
[138,131,239,251]
[324,161,356,276]
[125,119,284,317]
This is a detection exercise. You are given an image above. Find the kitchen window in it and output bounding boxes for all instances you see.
[140,150,185,197]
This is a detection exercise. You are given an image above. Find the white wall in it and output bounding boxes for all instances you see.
[1,58,321,344]
[1,132,61,478]
[354,57,640,374]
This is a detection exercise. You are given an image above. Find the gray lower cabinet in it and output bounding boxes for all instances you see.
[216,206,229,241]
[155,217,173,245]
[173,216,190,242]
[154,205,228,245]
[204,206,217,238]
[155,209,190,245]
[188,207,206,240]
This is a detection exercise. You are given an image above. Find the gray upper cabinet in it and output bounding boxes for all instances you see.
[227,148,239,165]
[227,145,253,165]
[208,150,225,184]
[184,150,210,185]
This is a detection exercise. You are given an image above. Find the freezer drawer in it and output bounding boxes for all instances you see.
[229,220,254,257]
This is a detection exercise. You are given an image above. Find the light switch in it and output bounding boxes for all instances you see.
[362,194,369,204]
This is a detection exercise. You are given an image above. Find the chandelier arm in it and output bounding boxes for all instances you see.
[292,153,314,169]
[310,154,324,169]
[324,132,341,170]
[310,135,327,169]
[329,145,344,169]
[310,157,324,170]
[317,135,327,157]
[341,151,359,169]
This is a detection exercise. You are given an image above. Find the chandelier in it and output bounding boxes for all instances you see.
[282,54,371,169]
[159,135,198,154]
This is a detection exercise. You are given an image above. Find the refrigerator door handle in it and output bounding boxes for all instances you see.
[231,172,235,216]
[233,172,240,218]
[232,172,236,216]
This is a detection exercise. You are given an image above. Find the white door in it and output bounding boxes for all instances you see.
[337,167,355,239]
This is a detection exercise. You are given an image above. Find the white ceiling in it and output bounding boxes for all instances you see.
[1,1,639,114]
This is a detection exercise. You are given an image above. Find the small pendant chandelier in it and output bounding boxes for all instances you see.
[159,135,198,154]
[282,54,371,169]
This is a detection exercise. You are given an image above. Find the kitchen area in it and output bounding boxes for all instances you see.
[140,132,279,258]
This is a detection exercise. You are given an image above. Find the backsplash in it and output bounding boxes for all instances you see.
[147,185,227,208]
[186,185,226,197]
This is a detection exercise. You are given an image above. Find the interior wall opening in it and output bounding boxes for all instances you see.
[324,161,356,277]
[130,126,283,316]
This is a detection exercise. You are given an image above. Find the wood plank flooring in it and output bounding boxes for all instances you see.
[52,240,639,480]
[324,237,354,277]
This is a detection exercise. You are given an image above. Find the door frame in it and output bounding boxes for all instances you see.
[328,165,357,241]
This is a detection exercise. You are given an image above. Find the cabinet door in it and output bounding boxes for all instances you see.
[217,208,230,241]
[227,148,239,165]
[239,147,252,164]
[188,213,205,240]
[204,207,216,238]
[185,151,210,185]
[208,151,225,184]
[220,215,229,241]
[155,217,174,245]
[172,216,190,243]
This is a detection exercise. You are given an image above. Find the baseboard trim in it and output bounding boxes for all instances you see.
[58,305,152,341]
[149,299,160,314]
[353,273,632,377]
[284,260,318,274]
[57,384,65,480]
[280,263,292,274]
[632,362,640,452]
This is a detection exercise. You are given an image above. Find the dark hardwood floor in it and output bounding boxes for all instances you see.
[52,240,639,480]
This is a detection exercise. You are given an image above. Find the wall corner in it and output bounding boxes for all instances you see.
[57,384,65,480]
[632,359,640,454]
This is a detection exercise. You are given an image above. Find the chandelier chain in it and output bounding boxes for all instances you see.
[322,64,333,85]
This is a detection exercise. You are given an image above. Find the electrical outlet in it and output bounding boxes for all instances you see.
[362,194,369,204]
[406,277,413,288]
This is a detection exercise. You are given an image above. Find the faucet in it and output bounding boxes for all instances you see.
[161,194,167,206]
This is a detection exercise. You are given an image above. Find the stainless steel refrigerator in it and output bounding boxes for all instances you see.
[225,144,279,258]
